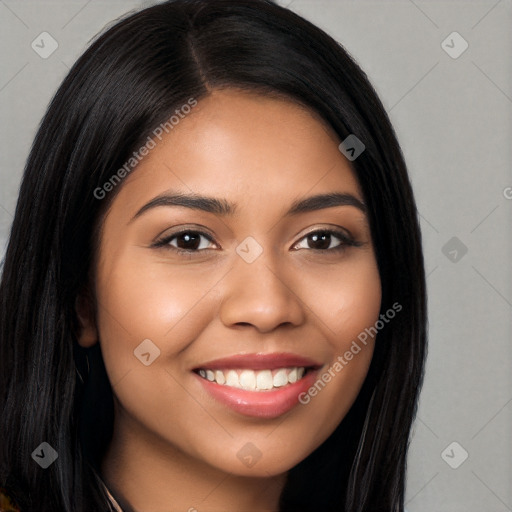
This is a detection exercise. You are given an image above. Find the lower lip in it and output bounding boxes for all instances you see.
[194,369,319,419]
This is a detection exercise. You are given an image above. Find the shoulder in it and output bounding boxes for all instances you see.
[0,487,21,512]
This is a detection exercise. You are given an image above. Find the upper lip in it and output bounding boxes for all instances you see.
[193,352,323,371]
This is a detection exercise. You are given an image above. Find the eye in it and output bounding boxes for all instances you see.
[293,229,360,253]
[153,229,217,254]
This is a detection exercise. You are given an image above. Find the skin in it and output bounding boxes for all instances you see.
[76,89,382,512]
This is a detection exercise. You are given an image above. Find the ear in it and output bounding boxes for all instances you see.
[75,291,98,348]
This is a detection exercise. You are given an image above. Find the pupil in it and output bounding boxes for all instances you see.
[178,232,200,250]
[310,232,330,250]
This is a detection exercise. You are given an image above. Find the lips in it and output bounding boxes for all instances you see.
[191,352,323,418]
[193,352,322,371]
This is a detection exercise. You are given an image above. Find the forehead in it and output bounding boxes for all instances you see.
[109,89,363,220]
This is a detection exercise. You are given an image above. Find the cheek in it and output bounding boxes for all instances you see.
[93,251,217,442]
[327,266,382,343]
[289,256,381,441]
[295,254,382,343]
[97,251,213,335]
[94,249,218,383]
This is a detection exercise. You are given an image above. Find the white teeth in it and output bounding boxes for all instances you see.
[197,367,308,390]
[239,370,256,390]
[256,370,273,390]
[214,370,226,385]
[273,369,288,387]
[226,370,240,388]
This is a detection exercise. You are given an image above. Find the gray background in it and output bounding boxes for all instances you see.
[0,0,510,510]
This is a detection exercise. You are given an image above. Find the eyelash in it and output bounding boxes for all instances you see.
[152,228,363,257]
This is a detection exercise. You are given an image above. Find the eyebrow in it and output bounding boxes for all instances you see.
[129,191,367,223]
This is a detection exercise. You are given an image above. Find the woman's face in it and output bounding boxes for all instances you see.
[79,89,381,477]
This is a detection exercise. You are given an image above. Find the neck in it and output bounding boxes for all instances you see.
[100,405,287,512]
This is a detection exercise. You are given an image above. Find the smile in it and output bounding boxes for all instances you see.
[196,367,308,391]
[191,353,322,419]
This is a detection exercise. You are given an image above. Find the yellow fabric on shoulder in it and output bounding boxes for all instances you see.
[0,487,21,512]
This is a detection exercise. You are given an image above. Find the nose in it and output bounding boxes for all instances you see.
[217,248,306,333]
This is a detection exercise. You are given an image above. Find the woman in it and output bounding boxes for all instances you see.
[0,0,427,510]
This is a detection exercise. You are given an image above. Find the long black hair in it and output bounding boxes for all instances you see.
[0,1,427,510]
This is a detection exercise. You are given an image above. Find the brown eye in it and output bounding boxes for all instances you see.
[293,229,360,253]
[153,230,217,253]
[306,231,337,250]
